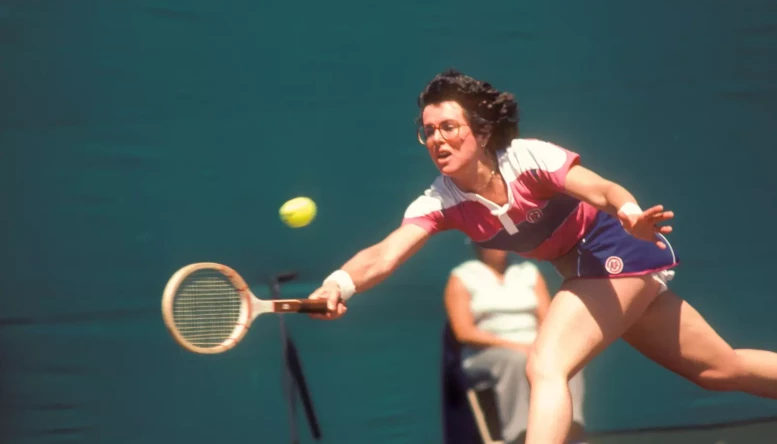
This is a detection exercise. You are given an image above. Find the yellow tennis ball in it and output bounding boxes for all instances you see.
[279,197,317,228]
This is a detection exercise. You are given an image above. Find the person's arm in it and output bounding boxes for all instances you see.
[511,140,673,249]
[339,223,430,293]
[563,164,674,249]
[445,274,531,354]
[562,164,639,218]
[308,223,430,320]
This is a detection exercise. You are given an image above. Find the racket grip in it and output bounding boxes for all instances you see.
[273,299,330,314]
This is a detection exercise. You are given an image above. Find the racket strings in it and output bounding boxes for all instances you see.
[172,270,243,348]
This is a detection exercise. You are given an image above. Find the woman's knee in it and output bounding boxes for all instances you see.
[525,348,569,386]
[690,354,744,392]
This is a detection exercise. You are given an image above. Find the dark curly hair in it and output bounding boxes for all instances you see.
[417,68,519,155]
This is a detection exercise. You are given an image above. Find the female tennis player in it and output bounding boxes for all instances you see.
[308,68,777,444]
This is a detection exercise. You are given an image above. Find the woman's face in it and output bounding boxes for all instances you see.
[419,101,486,177]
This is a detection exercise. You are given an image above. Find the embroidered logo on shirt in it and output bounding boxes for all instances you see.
[605,256,624,274]
[526,209,543,224]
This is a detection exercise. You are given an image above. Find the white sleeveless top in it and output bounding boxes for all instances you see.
[451,259,541,355]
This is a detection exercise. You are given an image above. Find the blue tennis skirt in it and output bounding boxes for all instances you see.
[551,210,679,280]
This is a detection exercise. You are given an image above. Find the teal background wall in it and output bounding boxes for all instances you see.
[2,1,777,442]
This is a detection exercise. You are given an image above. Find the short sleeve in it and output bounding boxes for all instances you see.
[449,261,482,294]
[516,261,540,288]
[506,139,580,194]
[402,191,450,235]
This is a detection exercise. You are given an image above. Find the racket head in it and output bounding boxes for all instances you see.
[161,262,252,354]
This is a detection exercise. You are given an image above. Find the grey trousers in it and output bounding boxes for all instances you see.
[461,346,586,443]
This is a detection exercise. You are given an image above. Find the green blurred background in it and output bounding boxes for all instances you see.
[2,1,777,442]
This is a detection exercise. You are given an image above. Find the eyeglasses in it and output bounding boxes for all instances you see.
[417,120,465,145]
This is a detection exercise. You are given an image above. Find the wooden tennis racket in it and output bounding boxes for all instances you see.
[161,262,329,354]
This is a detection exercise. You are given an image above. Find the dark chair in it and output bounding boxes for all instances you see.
[441,322,505,444]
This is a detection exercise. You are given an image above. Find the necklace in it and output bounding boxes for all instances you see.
[474,168,497,193]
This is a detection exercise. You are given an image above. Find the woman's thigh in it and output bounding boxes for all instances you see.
[528,275,662,378]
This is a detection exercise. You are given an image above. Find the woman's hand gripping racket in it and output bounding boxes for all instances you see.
[161,262,329,354]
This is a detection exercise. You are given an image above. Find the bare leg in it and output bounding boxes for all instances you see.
[622,290,777,398]
[524,275,663,444]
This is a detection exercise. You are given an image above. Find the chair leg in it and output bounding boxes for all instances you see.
[466,389,504,444]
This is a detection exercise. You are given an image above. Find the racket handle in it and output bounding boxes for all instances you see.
[273,299,330,314]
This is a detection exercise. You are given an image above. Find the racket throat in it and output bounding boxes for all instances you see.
[251,298,275,319]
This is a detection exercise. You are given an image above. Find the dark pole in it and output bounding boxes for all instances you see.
[268,271,322,443]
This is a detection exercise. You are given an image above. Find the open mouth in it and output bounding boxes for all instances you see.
[437,152,452,160]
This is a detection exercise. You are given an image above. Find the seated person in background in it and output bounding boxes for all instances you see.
[445,245,586,444]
